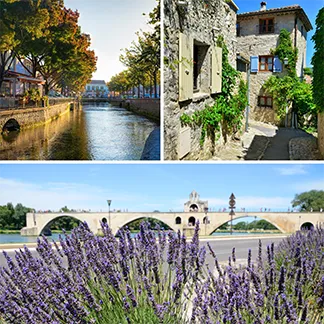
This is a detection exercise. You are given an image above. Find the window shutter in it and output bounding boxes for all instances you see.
[273,56,282,73]
[250,56,259,73]
[179,33,193,101]
[211,46,222,94]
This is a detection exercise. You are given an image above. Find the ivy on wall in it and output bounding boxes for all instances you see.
[180,36,248,146]
[264,29,316,129]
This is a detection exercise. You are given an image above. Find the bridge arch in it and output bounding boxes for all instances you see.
[210,214,285,234]
[115,215,177,236]
[300,222,314,230]
[2,118,20,133]
[38,214,84,236]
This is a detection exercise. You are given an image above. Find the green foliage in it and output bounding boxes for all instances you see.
[264,30,316,126]
[303,67,313,76]
[180,37,248,145]
[0,203,32,230]
[118,0,160,97]
[291,190,324,212]
[272,29,298,77]
[311,7,324,112]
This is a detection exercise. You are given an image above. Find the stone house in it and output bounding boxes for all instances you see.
[164,0,239,160]
[236,2,312,125]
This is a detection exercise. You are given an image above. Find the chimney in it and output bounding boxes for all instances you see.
[260,1,267,11]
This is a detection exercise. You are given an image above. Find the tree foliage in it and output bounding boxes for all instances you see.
[116,0,160,98]
[311,7,324,112]
[291,190,324,211]
[0,203,32,230]
[0,0,97,94]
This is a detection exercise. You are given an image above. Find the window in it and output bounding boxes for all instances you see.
[193,42,209,93]
[301,25,304,36]
[259,56,273,71]
[236,23,241,37]
[259,18,274,34]
[258,96,273,108]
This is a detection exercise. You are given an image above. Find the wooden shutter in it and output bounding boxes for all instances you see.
[250,56,259,73]
[179,32,193,101]
[211,46,222,94]
[273,56,282,73]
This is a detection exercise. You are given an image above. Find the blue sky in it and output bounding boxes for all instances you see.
[0,164,323,213]
[64,0,156,81]
[235,0,324,67]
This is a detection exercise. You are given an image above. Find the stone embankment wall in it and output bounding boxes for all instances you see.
[164,0,238,160]
[318,112,324,158]
[120,99,160,123]
[0,102,72,131]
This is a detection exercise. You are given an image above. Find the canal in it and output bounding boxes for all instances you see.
[0,102,159,160]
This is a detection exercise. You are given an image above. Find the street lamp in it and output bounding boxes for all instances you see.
[204,207,209,236]
[107,199,112,228]
[229,193,236,235]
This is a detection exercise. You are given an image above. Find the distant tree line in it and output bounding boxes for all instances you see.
[217,219,278,231]
[0,203,31,230]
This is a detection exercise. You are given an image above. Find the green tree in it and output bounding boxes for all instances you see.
[291,190,324,211]
[311,7,324,112]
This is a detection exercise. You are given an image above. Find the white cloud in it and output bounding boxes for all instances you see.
[293,180,324,192]
[0,177,142,211]
[276,165,307,176]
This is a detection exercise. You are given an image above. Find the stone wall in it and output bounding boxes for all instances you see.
[123,99,160,122]
[318,112,324,159]
[164,0,238,160]
[237,13,307,125]
[0,102,71,131]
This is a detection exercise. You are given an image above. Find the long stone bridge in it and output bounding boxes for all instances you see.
[21,190,324,236]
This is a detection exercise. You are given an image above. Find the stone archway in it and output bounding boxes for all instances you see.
[188,216,196,226]
[210,214,284,235]
[300,222,314,230]
[116,215,177,236]
[2,118,20,133]
[175,216,182,224]
[38,215,82,236]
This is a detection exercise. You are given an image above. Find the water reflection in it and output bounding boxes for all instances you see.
[0,102,158,160]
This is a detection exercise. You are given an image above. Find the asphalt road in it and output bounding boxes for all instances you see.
[0,235,287,269]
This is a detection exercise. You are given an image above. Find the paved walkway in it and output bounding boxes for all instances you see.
[245,123,320,160]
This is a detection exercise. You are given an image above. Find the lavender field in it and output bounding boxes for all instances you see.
[0,222,323,323]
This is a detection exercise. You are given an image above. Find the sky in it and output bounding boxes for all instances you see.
[0,164,323,215]
[235,0,324,67]
[64,0,156,82]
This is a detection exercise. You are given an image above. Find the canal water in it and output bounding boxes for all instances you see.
[0,102,158,160]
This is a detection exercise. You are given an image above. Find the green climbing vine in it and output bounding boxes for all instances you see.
[180,36,248,145]
[264,29,316,129]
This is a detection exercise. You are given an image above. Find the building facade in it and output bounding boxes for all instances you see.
[164,0,239,160]
[0,55,44,98]
[84,80,109,98]
[237,2,312,124]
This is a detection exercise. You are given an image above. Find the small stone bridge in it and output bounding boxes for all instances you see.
[21,211,324,236]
